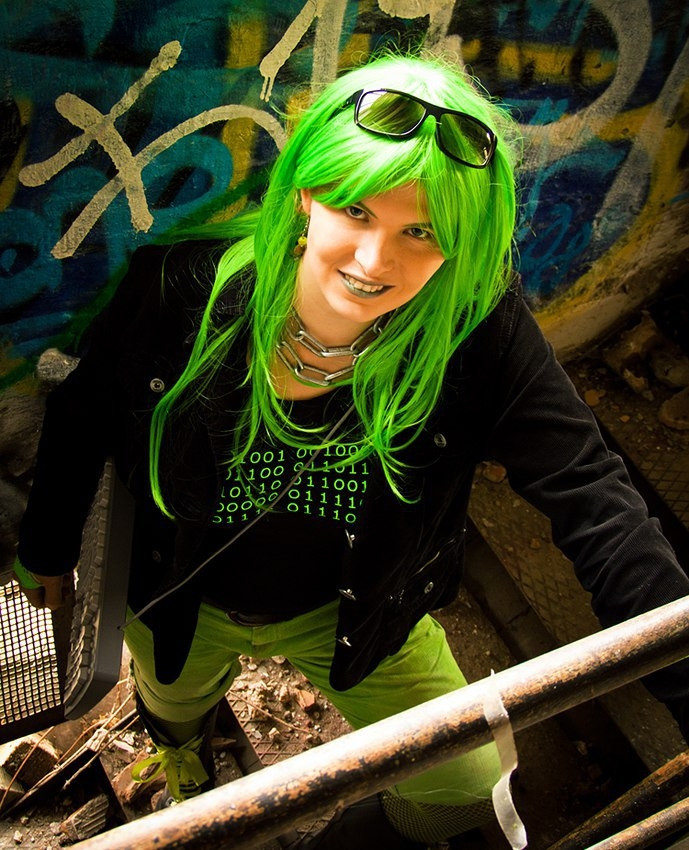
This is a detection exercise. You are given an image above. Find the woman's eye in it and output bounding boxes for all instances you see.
[345,205,367,220]
[407,227,434,241]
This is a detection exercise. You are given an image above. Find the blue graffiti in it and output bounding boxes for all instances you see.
[518,143,628,296]
[1,0,687,372]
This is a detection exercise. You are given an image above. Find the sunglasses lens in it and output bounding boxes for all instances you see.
[351,90,496,168]
[356,90,425,136]
[439,113,494,167]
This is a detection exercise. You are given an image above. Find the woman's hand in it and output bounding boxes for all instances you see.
[13,560,74,610]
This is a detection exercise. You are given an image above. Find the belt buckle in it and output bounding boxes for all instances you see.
[228,610,277,627]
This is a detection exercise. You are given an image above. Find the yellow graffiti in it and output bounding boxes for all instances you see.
[338,32,373,71]
[227,17,267,69]
[217,17,270,223]
[461,38,617,88]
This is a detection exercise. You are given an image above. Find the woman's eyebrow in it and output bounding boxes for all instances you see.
[354,201,433,229]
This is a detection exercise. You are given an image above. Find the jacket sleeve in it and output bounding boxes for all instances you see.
[16,244,176,575]
[485,294,689,738]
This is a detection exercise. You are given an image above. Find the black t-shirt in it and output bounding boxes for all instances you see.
[201,390,370,616]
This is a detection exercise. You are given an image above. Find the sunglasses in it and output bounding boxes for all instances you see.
[341,88,497,169]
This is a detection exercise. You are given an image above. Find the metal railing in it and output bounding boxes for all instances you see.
[73,596,689,850]
[550,751,689,849]
[587,797,689,849]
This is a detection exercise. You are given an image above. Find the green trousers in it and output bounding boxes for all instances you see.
[124,600,499,808]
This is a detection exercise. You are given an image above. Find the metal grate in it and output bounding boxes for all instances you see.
[228,693,313,767]
[0,459,133,742]
[0,581,61,724]
[63,461,133,719]
[638,448,689,529]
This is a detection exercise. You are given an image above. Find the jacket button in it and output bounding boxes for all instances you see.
[423,581,434,594]
[338,588,357,601]
[150,378,166,393]
[433,433,447,448]
[152,550,162,563]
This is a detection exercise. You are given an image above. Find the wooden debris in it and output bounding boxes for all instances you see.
[0,735,60,788]
[112,755,165,806]
[59,794,109,842]
[0,765,25,811]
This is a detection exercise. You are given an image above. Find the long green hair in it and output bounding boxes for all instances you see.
[149,53,520,517]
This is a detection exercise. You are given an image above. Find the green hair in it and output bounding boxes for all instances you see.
[149,53,520,517]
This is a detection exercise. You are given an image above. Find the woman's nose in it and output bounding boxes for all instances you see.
[354,232,394,277]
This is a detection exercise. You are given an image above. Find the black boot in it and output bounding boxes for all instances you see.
[294,794,426,849]
[132,694,218,808]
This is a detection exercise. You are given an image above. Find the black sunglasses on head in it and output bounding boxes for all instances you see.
[341,88,497,169]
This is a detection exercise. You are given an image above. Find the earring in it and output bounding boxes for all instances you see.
[293,216,309,258]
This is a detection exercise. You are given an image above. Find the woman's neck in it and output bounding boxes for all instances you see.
[271,308,375,402]
[295,297,371,349]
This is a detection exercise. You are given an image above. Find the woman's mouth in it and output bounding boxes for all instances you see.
[341,273,390,298]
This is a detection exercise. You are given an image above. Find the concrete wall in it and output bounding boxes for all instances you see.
[1,1,688,568]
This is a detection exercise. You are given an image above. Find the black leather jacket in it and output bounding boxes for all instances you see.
[18,241,689,736]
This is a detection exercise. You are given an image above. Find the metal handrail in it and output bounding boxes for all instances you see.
[587,797,689,849]
[74,596,689,850]
[549,751,689,849]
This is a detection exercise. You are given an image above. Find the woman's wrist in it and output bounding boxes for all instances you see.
[12,557,43,590]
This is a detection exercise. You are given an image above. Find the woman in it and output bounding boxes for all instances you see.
[15,53,689,848]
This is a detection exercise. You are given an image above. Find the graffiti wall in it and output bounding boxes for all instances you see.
[1,0,688,382]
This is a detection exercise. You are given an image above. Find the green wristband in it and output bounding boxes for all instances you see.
[12,557,43,590]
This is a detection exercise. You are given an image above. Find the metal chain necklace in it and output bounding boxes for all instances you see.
[276,309,391,387]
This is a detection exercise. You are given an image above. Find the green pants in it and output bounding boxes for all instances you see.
[124,600,500,807]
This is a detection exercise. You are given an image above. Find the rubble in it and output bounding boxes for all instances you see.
[650,344,689,389]
[583,389,605,407]
[0,735,60,788]
[602,311,662,382]
[35,349,79,388]
[112,755,165,806]
[0,765,25,811]
[59,794,109,843]
[295,689,318,713]
[480,461,507,483]
[598,311,689,430]
[659,386,689,431]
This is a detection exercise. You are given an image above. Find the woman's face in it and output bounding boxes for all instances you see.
[296,183,445,331]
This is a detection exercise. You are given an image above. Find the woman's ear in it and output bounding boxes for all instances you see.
[299,189,312,215]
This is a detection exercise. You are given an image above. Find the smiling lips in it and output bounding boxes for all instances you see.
[341,272,390,298]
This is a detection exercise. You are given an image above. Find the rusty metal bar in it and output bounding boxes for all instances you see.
[73,597,689,850]
[586,796,689,850]
[549,751,689,849]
